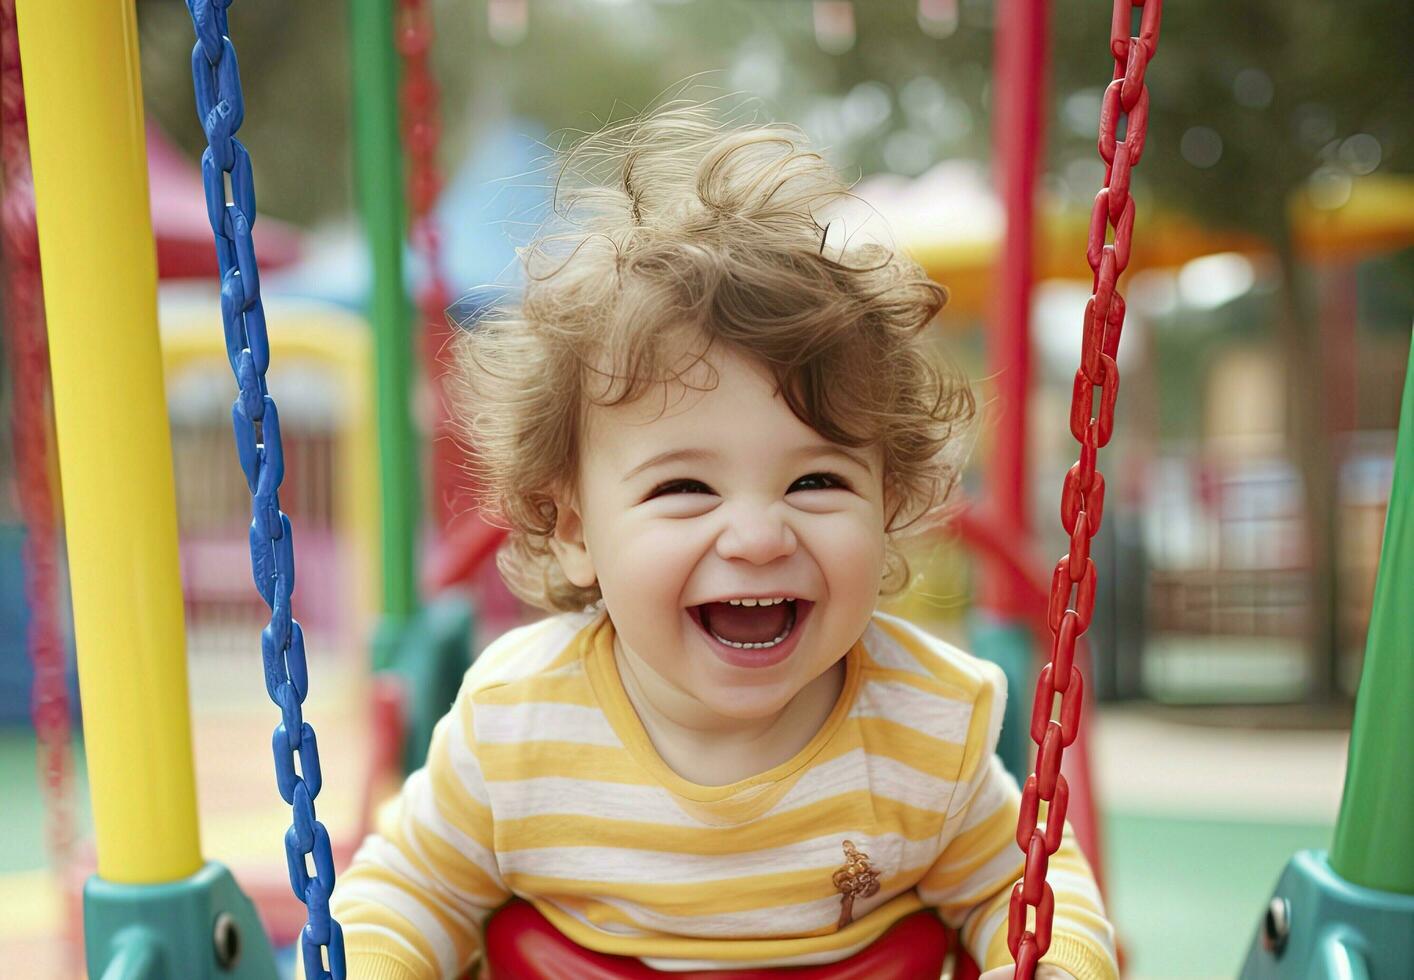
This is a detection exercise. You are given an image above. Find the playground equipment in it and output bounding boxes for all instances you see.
[7,1,1412,979]
[14,1,279,974]
[159,299,398,951]
[1236,360,1414,975]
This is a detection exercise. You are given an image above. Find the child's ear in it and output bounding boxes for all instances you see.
[548,489,597,589]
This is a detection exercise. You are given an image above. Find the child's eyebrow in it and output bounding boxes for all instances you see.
[622,444,873,483]
[623,448,717,482]
[807,444,874,473]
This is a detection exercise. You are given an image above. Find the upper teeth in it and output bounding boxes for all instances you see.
[726,597,789,606]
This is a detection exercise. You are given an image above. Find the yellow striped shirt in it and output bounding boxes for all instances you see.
[330,607,1117,979]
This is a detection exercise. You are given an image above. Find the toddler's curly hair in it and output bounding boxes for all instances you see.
[450,100,975,614]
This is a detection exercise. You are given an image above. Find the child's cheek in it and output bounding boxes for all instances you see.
[814,512,887,583]
[616,520,703,603]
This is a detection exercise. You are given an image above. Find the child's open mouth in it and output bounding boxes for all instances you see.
[686,598,814,669]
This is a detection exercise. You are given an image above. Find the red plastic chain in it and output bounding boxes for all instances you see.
[395,0,459,531]
[0,0,77,912]
[1007,1,1162,975]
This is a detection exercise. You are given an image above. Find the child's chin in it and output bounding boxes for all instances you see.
[695,683,797,721]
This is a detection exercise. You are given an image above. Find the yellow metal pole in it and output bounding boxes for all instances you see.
[16,0,202,883]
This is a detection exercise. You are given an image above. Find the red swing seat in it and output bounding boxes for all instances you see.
[483,898,980,979]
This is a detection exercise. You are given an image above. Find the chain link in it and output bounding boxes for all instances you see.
[0,6,78,960]
[183,2,345,976]
[396,0,460,528]
[1008,1,1162,974]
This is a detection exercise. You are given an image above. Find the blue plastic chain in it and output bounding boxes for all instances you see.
[184,2,346,977]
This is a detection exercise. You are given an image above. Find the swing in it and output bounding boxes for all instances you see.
[376,1,1161,976]
[9,0,1152,976]
[14,0,1412,978]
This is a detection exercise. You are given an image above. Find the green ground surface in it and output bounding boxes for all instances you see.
[0,730,1335,978]
[0,730,90,873]
[1104,811,1333,978]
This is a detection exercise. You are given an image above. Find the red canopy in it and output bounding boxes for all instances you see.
[147,121,301,279]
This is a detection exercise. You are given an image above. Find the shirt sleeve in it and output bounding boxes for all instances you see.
[915,663,1118,980]
[320,678,512,980]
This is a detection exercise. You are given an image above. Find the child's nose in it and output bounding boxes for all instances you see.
[714,501,797,564]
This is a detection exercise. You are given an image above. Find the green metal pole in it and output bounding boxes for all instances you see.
[348,0,473,773]
[351,0,421,627]
[1328,343,1414,894]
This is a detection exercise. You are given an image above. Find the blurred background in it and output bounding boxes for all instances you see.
[1,1,1411,977]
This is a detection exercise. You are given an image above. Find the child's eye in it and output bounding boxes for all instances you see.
[791,472,850,492]
[647,472,842,497]
[649,479,712,497]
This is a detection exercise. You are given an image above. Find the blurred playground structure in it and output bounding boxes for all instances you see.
[858,161,1414,706]
[2,1,1412,978]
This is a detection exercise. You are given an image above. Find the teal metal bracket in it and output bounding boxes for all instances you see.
[1238,849,1414,979]
[84,861,278,979]
[967,613,1032,784]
